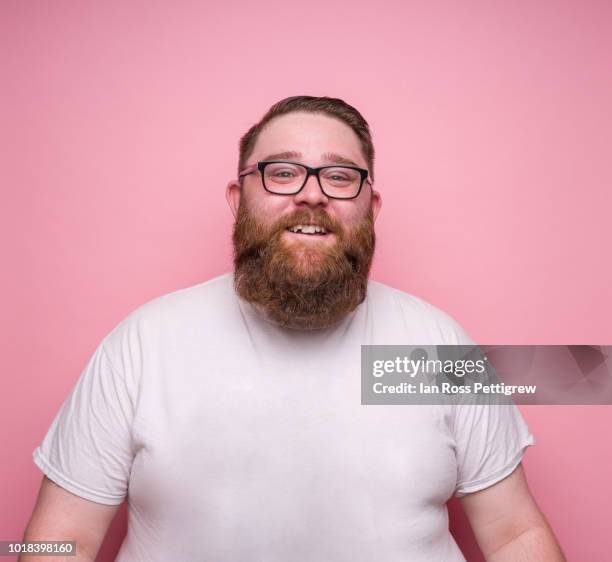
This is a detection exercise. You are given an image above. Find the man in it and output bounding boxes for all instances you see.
[23,96,565,561]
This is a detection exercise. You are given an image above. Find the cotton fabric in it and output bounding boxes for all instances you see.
[33,273,534,561]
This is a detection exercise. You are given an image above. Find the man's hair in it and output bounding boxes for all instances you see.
[238,95,375,184]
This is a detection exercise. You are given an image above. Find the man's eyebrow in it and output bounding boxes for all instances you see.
[321,152,360,167]
[261,151,361,167]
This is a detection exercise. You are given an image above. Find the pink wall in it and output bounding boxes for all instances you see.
[2,1,611,560]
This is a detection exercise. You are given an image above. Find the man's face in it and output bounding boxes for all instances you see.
[226,111,382,329]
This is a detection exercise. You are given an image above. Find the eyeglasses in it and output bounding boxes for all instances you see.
[238,160,373,200]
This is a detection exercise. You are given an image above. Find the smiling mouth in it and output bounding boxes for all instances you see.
[286,224,329,236]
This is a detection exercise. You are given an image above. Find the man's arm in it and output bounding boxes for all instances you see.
[19,476,120,562]
[459,463,566,562]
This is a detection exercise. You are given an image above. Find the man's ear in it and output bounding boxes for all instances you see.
[226,179,242,218]
[370,188,382,222]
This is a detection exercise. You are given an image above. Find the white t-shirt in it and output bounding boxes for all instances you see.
[33,273,534,562]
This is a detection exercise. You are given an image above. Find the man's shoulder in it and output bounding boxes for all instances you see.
[367,279,452,318]
[365,279,475,344]
[134,271,234,316]
[104,273,236,342]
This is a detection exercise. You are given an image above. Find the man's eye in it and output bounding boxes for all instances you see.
[326,174,351,182]
[274,171,296,177]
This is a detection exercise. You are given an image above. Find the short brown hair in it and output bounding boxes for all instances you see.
[238,95,375,184]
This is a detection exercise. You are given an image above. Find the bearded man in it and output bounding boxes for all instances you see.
[24,96,565,562]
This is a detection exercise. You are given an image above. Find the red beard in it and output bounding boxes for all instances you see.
[232,203,376,330]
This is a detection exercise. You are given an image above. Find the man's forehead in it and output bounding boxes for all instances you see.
[251,112,365,166]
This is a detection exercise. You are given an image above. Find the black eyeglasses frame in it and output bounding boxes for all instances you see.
[237,160,373,200]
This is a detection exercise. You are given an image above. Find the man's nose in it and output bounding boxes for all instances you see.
[292,173,329,206]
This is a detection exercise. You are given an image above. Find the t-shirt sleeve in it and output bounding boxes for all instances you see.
[32,340,136,505]
[422,304,536,497]
[451,398,535,497]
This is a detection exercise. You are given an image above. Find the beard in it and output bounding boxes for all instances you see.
[232,201,376,330]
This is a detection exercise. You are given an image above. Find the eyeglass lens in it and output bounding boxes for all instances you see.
[263,162,361,198]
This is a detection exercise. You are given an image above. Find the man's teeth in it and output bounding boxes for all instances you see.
[288,225,328,234]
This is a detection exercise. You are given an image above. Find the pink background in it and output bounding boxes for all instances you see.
[2,1,611,560]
